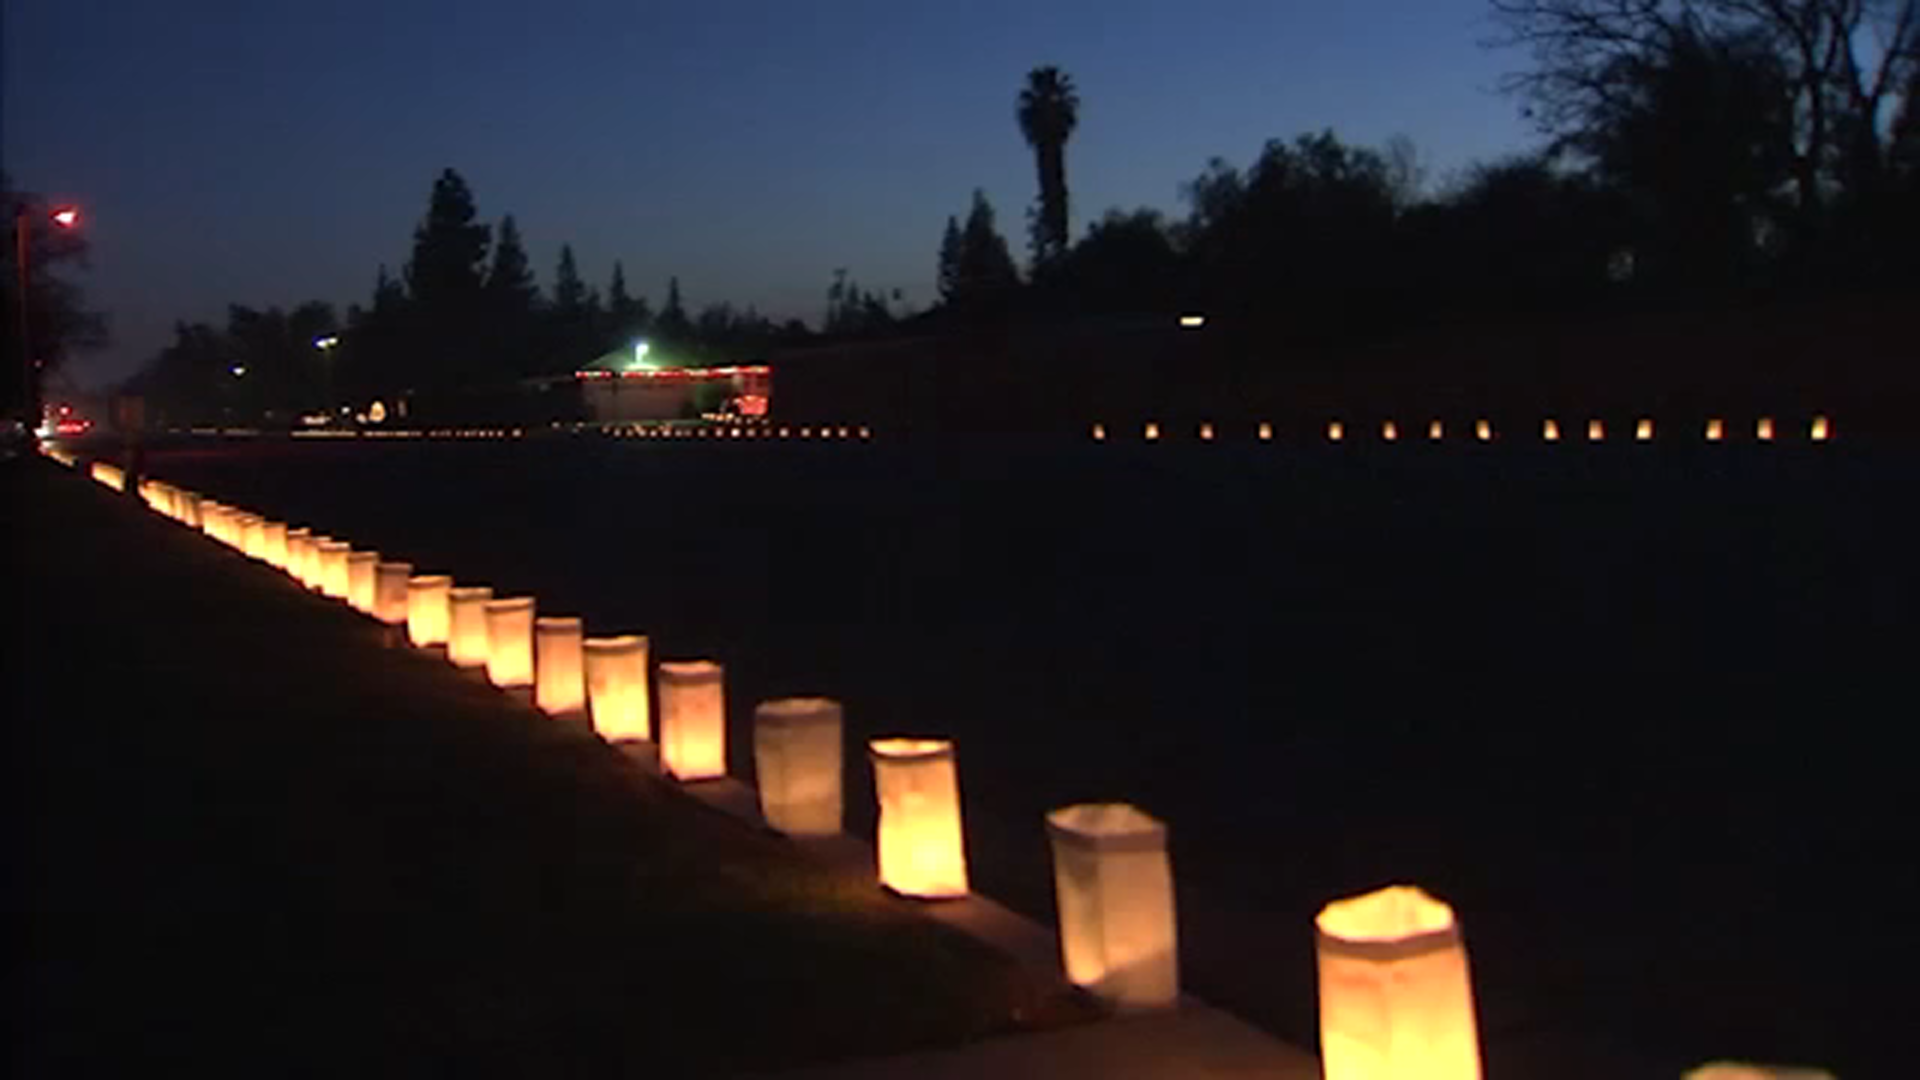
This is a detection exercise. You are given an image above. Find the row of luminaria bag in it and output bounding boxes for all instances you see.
[374,561,412,624]
[447,586,493,668]
[535,617,586,715]
[485,597,536,688]
[406,575,452,647]
[585,636,650,741]
[347,552,380,614]
[659,661,726,780]
[317,540,350,599]
[137,480,1824,1080]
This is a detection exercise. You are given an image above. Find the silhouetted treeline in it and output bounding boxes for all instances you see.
[126,3,1917,426]
[128,168,893,425]
[942,12,1916,338]
[130,302,342,427]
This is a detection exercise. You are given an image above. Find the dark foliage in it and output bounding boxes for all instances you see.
[4,174,108,419]
[1017,66,1081,270]
[126,302,339,427]
[127,169,856,421]
[122,20,1917,421]
[938,190,1021,321]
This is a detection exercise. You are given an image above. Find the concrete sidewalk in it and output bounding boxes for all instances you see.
[671,776,1322,1080]
[774,1003,1319,1080]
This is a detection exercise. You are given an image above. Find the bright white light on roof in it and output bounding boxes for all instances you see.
[628,341,654,371]
[1179,314,1206,329]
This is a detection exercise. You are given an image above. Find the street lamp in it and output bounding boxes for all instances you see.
[13,201,81,423]
[315,335,341,417]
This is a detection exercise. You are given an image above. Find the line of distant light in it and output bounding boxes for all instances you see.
[576,365,772,380]
[1102,416,1832,443]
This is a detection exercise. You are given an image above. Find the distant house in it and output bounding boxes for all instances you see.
[574,341,771,424]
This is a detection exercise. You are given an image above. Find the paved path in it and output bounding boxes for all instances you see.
[676,776,1324,1080]
[775,1003,1320,1080]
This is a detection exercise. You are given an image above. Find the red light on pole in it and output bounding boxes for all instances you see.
[16,200,83,427]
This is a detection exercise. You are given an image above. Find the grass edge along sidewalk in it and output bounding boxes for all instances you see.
[9,459,1088,1077]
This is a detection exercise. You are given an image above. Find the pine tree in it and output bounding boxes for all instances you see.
[950,190,1020,311]
[584,286,605,334]
[400,168,490,390]
[938,216,963,301]
[606,260,652,344]
[541,244,598,373]
[372,264,405,314]
[552,244,587,316]
[483,216,539,376]
[405,169,490,314]
[486,215,537,309]
[608,261,632,318]
[656,276,691,344]
[343,264,410,397]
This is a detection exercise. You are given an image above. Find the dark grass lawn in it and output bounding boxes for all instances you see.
[5,459,1086,1078]
[109,431,1920,1080]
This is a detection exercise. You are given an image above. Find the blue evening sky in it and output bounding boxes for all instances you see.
[5,0,1539,388]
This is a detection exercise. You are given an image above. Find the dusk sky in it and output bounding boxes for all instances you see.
[7,0,1538,389]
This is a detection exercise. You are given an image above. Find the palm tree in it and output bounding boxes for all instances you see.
[1017,66,1081,268]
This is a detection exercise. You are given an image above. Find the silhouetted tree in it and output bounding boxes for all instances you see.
[1017,66,1082,269]
[224,304,321,418]
[405,169,489,314]
[289,301,343,411]
[1403,155,1628,310]
[544,244,600,372]
[825,269,898,336]
[552,245,587,317]
[1577,28,1796,288]
[1383,135,1429,214]
[608,261,631,315]
[1175,158,1247,243]
[1178,132,1398,324]
[937,216,964,301]
[402,168,490,389]
[128,300,344,427]
[944,190,1021,316]
[606,260,653,343]
[1896,68,1920,176]
[583,285,605,340]
[3,174,108,418]
[485,215,540,376]
[124,320,232,426]
[655,276,693,344]
[338,264,409,399]
[1490,0,1919,256]
[486,215,538,310]
[1047,209,1183,314]
[372,264,406,314]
